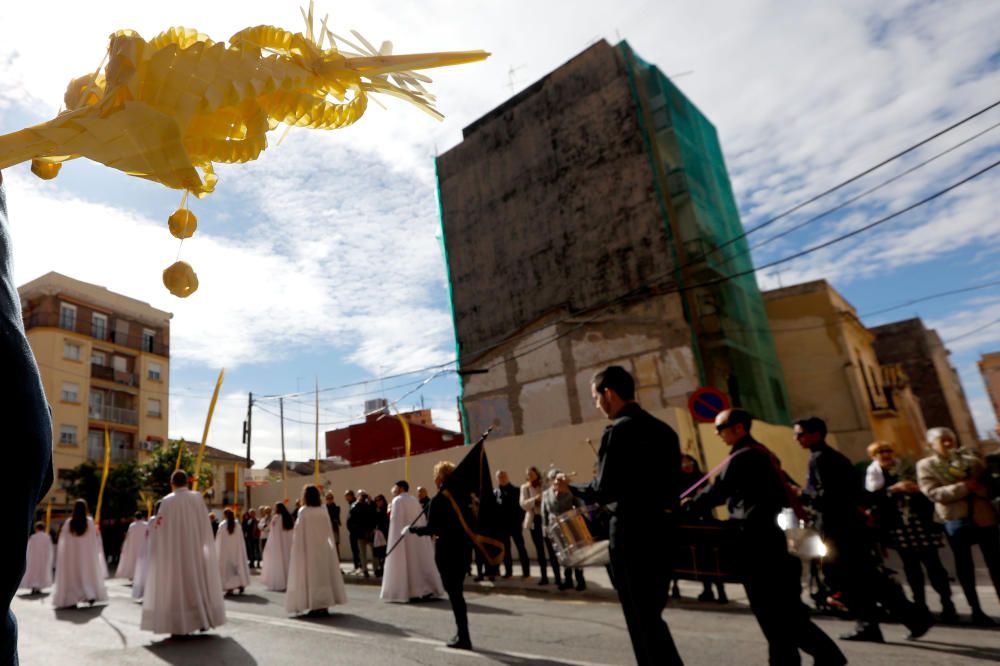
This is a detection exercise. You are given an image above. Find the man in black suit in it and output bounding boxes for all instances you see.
[573,366,683,666]
[494,470,529,578]
[0,171,55,664]
[796,416,932,643]
[325,491,341,548]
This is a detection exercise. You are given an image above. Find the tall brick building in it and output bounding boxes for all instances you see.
[436,40,789,439]
[871,318,978,447]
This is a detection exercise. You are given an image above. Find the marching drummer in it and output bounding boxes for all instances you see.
[541,471,587,591]
[685,408,846,666]
[572,365,684,666]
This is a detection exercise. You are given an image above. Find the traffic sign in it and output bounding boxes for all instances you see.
[688,387,731,423]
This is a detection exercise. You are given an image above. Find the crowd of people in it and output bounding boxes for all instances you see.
[14,363,1000,664]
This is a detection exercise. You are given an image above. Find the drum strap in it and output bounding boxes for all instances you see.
[679,447,751,500]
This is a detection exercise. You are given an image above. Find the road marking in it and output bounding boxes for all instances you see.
[226,610,360,638]
[404,637,442,645]
[435,647,488,658]
[505,651,615,666]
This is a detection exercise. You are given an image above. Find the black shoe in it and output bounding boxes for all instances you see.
[502,573,512,579]
[840,625,884,643]
[715,590,729,604]
[446,635,472,650]
[575,582,586,592]
[906,610,934,640]
[938,602,959,624]
[971,611,997,627]
[557,581,572,591]
[697,590,715,602]
[537,578,549,585]
[473,575,485,582]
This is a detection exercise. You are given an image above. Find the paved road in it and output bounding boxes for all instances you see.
[13,575,1000,665]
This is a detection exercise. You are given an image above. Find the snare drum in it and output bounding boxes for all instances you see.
[546,508,610,568]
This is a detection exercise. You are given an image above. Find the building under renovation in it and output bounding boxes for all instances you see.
[436,40,789,439]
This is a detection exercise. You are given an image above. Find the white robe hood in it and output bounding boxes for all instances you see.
[286,505,347,614]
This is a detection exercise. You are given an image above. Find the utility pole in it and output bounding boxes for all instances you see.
[280,397,287,502]
[243,392,253,512]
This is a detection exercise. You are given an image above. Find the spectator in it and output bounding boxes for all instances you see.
[209,511,219,537]
[325,491,341,548]
[866,441,956,622]
[258,505,271,552]
[350,490,377,577]
[520,466,554,585]
[541,472,586,591]
[417,486,430,511]
[796,416,932,642]
[917,427,1000,626]
[673,454,727,604]
[373,494,390,577]
[495,470,530,579]
[344,490,360,570]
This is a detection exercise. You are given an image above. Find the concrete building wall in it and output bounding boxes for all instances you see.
[980,351,1000,427]
[459,293,698,438]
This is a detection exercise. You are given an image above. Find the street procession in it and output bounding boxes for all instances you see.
[3,2,1000,665]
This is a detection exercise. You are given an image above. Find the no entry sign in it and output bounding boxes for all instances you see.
[688,387,731,424]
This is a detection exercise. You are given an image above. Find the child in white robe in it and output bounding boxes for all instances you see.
[21,522,54,594]
[52,500,108,609]
[215,509,250,595]
[261,502,295,591]
[286,485,347,616]
[116,511,147,580]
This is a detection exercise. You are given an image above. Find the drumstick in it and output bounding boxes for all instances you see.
[585,438,598,458]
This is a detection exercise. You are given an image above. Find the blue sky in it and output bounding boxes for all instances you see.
[2,1,999,466]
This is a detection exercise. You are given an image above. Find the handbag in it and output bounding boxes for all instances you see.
[372,528,387,548]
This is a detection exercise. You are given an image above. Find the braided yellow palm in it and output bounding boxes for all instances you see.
[0,9,487,296]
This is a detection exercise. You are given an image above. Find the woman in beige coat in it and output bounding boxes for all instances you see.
[916,427,1000,626]
[520,466,555,585]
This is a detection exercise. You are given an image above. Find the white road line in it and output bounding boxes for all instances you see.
[225,610,360,638]
[435,646,488,658]
[403,637,442,645]
[505,651,615,666]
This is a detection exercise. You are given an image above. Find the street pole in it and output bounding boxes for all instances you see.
[280,396,287,502]
[244,391,253,512]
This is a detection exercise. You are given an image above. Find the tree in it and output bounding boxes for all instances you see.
[62,460,143,520]
[141,439,213,500]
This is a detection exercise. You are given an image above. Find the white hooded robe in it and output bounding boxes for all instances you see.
[140,488,225,634]
[20,531,54,591]
[116,520,148,580]
[52,518,108,608]
[285,506,347,614]
[380,492,444,602]
[215,522,250,592]
[261,519,294,591]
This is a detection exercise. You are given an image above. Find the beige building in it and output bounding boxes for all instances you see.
[19,272,171,506]
[764,281,927,462]
[980,351,1000,427]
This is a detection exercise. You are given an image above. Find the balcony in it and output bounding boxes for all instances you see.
[86,441,139,464]
[90,363,140,388]
[23,312,169,356]
[88,403,139,426]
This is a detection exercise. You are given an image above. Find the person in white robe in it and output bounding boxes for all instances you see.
[52,500,108,609]
[116,512,147,581]
[215,509,250,595]
[20,522,54,593]
[261,502,295,591]
[286,485,347,616]
[141,470,225,635]
[380,480,444,603]
[132,503,158,600]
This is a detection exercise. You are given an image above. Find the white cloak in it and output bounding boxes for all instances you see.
[52,518,108,608]
[380,493,444,602]
[261,520,294,591]
[215,523,250,592]
[286,506,347,614]
[20,532,54,591]
[131,523,152,599]
[140,488,226,634]
[116,520,148,580]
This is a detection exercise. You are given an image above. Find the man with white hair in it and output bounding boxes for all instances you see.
[380,480,444,602]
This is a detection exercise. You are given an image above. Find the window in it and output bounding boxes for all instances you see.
[112,355,127,372]
[147,398,161,417]
[148,362,162,381]
[59,425,78,445]
[91,313,108,340]
[59,302,77,330]
[63,341,81,361]
[143,328,156,352]
[91,350,107,366]
[61,382,79,402]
